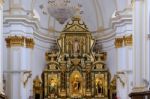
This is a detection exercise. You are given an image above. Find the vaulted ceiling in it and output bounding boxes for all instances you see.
[34,0,116,32]
[3,0,120,35]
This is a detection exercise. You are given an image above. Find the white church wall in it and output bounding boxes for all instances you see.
[32,38,51,78]
[100,38,117,76]
[115,29,132,99]
[97,0,116,28]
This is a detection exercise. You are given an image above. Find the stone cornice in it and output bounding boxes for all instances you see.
[3,15,56,44]
[111,8,132,29]
[93,28,116,42]
[111,15,132,29]
[94,8,132,44]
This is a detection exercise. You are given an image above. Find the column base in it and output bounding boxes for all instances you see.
[132,86,148,92]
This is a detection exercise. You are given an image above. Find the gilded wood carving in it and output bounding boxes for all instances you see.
[33,17,110,99]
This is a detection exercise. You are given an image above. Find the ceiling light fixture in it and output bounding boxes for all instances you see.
[47,0,79,24]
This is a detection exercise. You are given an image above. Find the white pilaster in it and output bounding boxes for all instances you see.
[0,2,3,94]
[132,0,146,91]
[6,47,22,99]
[111,4,133,98]
[143,0,150,87]
[6,46,33,99]
[147,0,150,84]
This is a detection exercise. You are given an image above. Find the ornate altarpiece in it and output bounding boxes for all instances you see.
[33,17,110,99]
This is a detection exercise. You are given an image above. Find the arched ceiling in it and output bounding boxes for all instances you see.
[3,0,116,34]
[33,0,116,33]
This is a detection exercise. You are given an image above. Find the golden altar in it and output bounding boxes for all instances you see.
[33,17,113,99]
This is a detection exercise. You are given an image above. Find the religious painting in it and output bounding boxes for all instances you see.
[70,70,83,97]
[95,73,108,97]
[47,74,58,95]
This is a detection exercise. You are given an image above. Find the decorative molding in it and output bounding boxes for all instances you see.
[114,34,133,48]
[111,8,132,31]
[5,36,25,47]
[5,35,35,49]
[25,38,35,48]
[3,15,56,43]
[124,34,133,46]
[114,37,124,48]
[23,71,32,87]
[94,28,116,41]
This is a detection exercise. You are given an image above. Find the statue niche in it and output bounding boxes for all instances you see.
[70,70,82,97]
[48,76,57,94]
[33,16,111,99]
[73,38,80,53]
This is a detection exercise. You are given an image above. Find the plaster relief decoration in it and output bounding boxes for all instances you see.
[115,34,133,48]
[114,37,124,48]
[5,36,35,49]
[124,34,133,46]
[33,17,112,98]
[23,71,32,87]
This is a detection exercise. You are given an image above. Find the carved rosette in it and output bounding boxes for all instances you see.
[5,36,35,49]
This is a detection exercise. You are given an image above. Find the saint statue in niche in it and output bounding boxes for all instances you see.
[72,74,81,93]
[73,38,80,53]
[96,78,103,95]
[48,78,57,94]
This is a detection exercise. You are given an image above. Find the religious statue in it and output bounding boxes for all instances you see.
[33,76,41,99]
[68,41,72,54]
[96,78,103,95]
[48,78,57,94]
[33,76,41,89]
[73,38,80,53]
[72,74,81,93]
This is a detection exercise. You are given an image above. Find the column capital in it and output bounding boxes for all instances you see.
[5,35,35,49]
